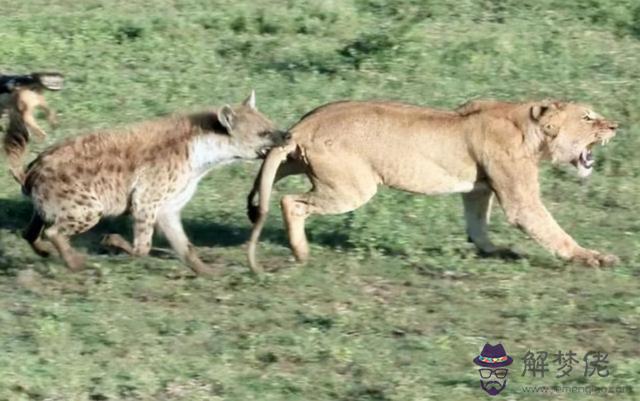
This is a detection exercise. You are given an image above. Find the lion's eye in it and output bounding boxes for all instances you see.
[582,114,594,122]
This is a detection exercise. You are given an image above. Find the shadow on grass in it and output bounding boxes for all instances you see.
[0,197,341,254]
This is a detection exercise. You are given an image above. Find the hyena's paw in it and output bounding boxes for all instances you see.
[185,247,222,278]
[65,253,87,272]
[571,248,619,267]
[30,239,55,258]
[101,234,134,255]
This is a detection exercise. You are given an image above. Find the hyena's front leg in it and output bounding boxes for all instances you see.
[101,233,135,254]
[156,208,218,276]
[102,202,158,257]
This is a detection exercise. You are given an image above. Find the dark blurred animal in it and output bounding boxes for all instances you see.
[0,72,64,183]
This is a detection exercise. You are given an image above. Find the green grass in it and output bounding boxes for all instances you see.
[1,0,640,399]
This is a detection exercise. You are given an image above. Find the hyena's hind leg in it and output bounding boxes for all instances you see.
[43,210,102,271]
[22,211,55,257]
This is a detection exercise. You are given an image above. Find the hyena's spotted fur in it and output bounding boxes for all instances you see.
[19,91,288,275]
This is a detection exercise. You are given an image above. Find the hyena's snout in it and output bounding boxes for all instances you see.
[279,131,291,145]
[255,130,291,158]
[267,130,291,147]
[272,130,291,145]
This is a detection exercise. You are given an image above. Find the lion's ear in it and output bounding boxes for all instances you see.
[530,101,561,137]
[530,102,552,121]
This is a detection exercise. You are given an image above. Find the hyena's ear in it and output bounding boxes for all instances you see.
[219,105,236,132]
[243,90,256,110]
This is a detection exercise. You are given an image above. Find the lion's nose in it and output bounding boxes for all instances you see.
[608,121,618,130]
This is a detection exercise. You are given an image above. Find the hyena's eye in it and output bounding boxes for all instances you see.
[258,130,271,137]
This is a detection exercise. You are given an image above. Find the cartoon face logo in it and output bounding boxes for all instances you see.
[473,343,513,396]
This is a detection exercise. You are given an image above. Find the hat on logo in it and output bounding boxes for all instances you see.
[473,343,513,368]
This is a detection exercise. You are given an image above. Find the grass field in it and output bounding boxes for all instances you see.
[1,0,640,400]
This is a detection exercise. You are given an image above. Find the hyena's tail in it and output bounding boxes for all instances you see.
[247,142,297,274]
[3,114,31,185]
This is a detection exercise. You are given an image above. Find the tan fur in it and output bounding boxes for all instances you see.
[247,99,618,273]
[1,74,62,183]
[17,92,289,275]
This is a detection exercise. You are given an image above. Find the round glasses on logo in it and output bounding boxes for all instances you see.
[479,368,508,379]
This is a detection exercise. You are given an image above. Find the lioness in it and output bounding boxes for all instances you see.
[246,100,618,273]
[16,91,289,275]
[1,72,64,183]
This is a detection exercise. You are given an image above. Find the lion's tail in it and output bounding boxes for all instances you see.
[3,113,31,185]
[247,142,297,274]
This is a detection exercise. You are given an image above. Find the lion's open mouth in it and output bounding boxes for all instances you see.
[571,147,595,177]
[571,137,611,177]
[576,148,594,169]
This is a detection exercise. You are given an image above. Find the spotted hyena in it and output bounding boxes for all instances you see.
[17,91,289,275]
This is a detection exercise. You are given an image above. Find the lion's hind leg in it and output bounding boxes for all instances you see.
[282,173,378,263]
[462,188,520,260]
[462,188,496,253]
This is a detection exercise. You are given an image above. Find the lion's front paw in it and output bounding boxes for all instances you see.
[571,249,619,267]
